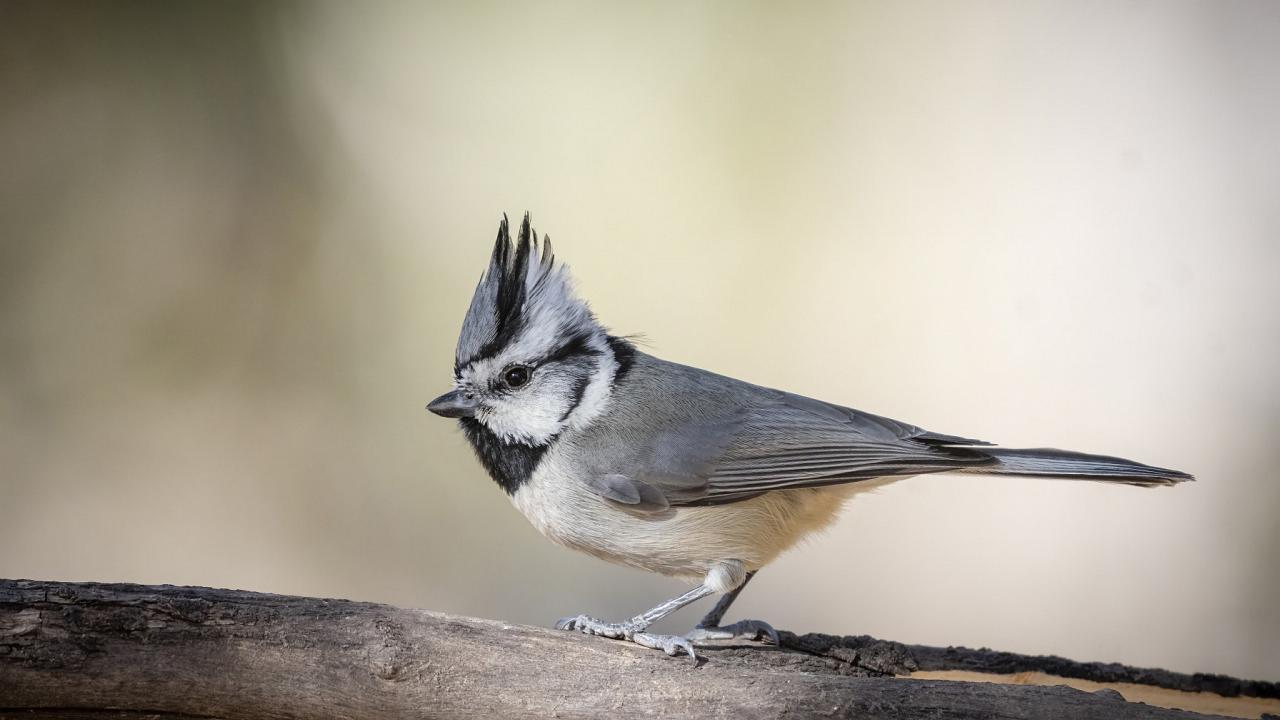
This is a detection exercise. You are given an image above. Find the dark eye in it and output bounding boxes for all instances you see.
[503,366,531,388]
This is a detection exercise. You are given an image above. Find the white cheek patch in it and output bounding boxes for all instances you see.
[458,330,616,446]
[481,373,576,445]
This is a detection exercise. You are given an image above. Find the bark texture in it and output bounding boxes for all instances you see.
[0,580,1272,720]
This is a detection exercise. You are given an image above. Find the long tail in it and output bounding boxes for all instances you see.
[963,447,1193,487]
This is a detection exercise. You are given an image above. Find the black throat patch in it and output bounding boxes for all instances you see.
[457,334,634,496]
[458,418,550,496]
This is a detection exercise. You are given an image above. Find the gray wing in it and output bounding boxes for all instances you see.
[580,356,993,511]
[689,390,994,505]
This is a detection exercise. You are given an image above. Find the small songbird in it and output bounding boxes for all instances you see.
[427,214,1192,661]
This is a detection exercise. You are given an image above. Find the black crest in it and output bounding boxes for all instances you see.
[454,213,592,372]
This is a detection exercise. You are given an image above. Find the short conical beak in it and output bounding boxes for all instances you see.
[426,389,478,418]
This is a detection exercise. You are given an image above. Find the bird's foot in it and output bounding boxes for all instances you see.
[685,618,779,645]
[554,615,698,662]
[554,614,642,639]
[632,632,698,662]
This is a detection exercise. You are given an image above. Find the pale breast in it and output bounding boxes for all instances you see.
[511,450,897,581]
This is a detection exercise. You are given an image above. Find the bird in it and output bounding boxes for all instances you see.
[427,213,1192,662]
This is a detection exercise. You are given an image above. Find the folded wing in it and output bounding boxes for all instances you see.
[586,386,994,511]
[691,390,994,505]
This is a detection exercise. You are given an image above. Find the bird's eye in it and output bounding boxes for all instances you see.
[503,366,531,388]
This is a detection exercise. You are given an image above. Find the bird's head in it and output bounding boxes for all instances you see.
[428,214,622,449]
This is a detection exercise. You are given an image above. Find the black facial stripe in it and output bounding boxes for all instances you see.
[558,372,592,423]
[539,330,602,366]
[457,330,602,390]
[606,335,636,386]
[551,332,622,422]
[459,417,550,496]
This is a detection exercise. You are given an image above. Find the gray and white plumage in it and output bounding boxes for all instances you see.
[428,214,1192,659]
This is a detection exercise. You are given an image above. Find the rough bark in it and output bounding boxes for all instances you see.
[0,580,1271,720]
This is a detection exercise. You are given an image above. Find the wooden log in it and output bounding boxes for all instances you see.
[0,580,1271,719]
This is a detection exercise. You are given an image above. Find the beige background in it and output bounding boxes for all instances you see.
[2,1,1277,681]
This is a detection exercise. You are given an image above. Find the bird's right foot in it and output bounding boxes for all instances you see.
[685,618,780,645]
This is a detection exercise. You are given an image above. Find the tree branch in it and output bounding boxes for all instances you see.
[0,580,1272,719]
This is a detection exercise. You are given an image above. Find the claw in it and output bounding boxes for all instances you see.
[554,614,587,632]
[553,613,699,663]
[633,632,699,663]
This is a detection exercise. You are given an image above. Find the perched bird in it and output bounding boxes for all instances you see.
[427,214,1192,661]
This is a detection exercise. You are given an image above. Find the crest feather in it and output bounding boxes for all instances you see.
[455,213,596,370]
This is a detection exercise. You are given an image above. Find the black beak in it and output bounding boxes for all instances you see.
[427,389,478,418]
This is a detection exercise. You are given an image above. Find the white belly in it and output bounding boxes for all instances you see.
[511,453,897,581]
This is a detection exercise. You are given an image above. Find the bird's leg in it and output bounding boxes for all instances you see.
[556,583,715,661]
[696,570,754,628]
[684,571,779,645]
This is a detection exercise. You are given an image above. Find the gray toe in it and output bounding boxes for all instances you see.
[686,619,779,646]
[553,614,642,640]
[633,632,698,663]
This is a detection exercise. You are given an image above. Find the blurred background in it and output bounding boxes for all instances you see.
[2,0,1277,681]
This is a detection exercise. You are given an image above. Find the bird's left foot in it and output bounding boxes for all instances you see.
[554,614,641,639]
[685,619,780,645]
[554,615,699,662]
[632,632,699,661]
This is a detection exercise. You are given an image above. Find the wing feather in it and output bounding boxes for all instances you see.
[688,391,992,505]
[574,354,995,509]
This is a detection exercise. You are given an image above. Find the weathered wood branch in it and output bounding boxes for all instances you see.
[0,580,1273,719]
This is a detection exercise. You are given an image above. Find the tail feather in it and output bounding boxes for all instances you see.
[967,447,1193,487]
